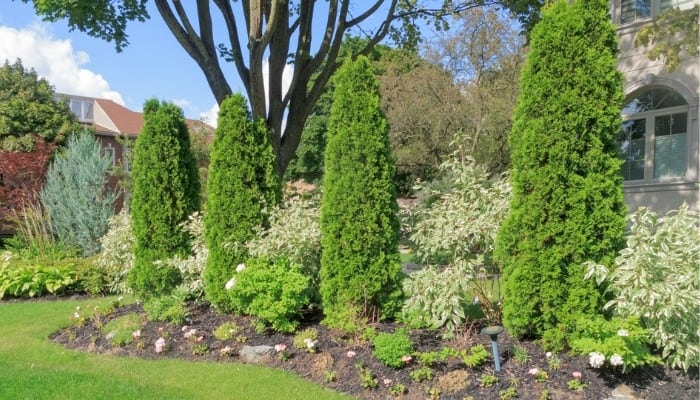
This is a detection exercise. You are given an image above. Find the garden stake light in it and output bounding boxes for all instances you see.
[481,325,504,372]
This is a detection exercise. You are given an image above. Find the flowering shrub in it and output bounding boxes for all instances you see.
[227,257,312,333]
[154,337,166,353]
[569,316,658,372]
[584,204,699,371]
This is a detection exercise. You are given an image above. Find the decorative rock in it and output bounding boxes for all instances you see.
[608,384,643,400]
[239,345,274,363]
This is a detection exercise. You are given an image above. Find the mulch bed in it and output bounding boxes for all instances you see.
[49,301,699,400]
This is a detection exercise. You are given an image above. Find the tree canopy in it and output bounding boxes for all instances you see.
[0,59,76,150]
[21,0,540,176]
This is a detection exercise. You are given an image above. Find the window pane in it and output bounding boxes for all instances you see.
[654,133,686,178]
[619,118,646,180]
[621,0,651,23]
[661,0,695,12]
[622,88,687,115]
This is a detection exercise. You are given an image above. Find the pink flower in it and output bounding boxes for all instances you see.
[346,350,356,358]
[274,344,287,353]
[155,337,166,353]
[528,367,540,375]
[197,335,205,342]
[401,355,413,363]
[383,378,393,386]
[184,328,197,339]
[572,371,582,379]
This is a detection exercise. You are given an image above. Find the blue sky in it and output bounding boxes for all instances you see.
[0,2,230,124]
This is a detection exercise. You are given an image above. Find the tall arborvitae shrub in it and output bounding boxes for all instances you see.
[40,131,118,256]
[493,0,626,349]
[320,56,403,330]
[128,99,200,298]
[204,94,280,311]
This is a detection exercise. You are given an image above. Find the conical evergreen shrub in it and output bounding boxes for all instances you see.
[493,0,627,349]
[128,99,200,298]
[204,94,280,311]
[320,56,403,330]
[41,131,118,256]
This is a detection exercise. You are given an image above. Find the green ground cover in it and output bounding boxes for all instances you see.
[0,297,351,400]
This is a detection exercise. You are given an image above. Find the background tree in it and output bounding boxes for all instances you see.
[128,99,200,298]
[320,56,402,330]
[204,94,280,311]
[376,48,463,192]
[0,59,76,151]
[40,131,118,256]
[424,7,525,173]
[494,0,627,349]
[22,0,542,176]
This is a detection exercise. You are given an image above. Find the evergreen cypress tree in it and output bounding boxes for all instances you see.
[40,131,118,256]
[320,56,403,329]
[128,99,200,298]
[493,0,627,348]
[204,94,280,311]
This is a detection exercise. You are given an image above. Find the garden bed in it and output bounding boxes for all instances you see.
[51,301,698,400]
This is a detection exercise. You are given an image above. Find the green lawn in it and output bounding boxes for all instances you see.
[0,297,352,400]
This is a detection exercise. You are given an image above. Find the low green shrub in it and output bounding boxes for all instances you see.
[101,314,143,346]
[460,344,489,368]
[142,289,189,324]
[247,193,321,300]
[293,328,319,351]
[569,316,659,372]
[228,257,312,333]
[213,321,240,341]
[70,256,109,296]
[584,204,699,371]
[371,330,414,369]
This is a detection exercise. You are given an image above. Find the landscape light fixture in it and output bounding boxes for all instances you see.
[481,325,504,372]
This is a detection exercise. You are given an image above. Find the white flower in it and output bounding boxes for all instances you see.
[155,337,166,353]
[132,330,141,339]
[383,378,393,386]
[589,352,605,368]
[545,352,552,358]
[73,312,80,319]
[236,263,246,273]
[220,345,233,356]
[617,329,629,337]
[528,367,540,375]
[105,332,115,341]
[609,354,624,366]
[303,338,317,349]
[346,350,356,358]
[225,277,236,290]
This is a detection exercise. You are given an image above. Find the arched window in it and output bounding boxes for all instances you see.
[619,87,689,181]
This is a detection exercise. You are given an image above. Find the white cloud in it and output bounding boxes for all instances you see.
[201,103,219,128]
[0,24,125,105]
[172,98,192,109]
[262,59,293,135]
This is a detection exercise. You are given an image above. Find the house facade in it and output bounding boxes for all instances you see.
[611,0,700,214]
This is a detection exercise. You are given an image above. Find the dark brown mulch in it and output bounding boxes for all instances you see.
[50,301,698,400]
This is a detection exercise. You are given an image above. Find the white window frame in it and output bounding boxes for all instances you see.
[618,0,696,25]
[104,144,116,166]
[621,104,690,182]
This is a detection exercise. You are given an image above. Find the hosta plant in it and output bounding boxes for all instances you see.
[584,204,699,371]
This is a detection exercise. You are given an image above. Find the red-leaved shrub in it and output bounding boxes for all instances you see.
[0,137,55,231]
